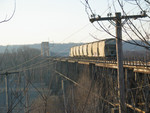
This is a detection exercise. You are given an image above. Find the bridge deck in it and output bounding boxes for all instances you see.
[53,57,150,74]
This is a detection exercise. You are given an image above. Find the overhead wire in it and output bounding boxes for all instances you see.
[0,1,107,113]
[89,26,150,50]
[4,46,149,112]
[17,31,121,73]
[101,0,118,16]
[0,36,90,112]
[113,0,117,12]
[95,0,150,50]
[16,64,55,113]
[84,0,116,38]
[3,0,150,77]
[122,18,150,44]
[126,1,145,14]
[54,70,115,107]
[2,0,150,111]
[60,23,90,43]
[7,82,30,113]
[83,0,150,50]
[121,23,146,48]
[8,48,70,73]
[83,0,117,37]
[135,0,150,18]
[8,38,150,77]
[139,19,149,40]
[9,88,27,111]
[3,58,150,112]
[124,0,138,5]
[117,0,150,46]
[81,75,95,113]
[84,0,150,50]
[28,79,45,100]
[6,27,100,74]
[0,53,52,112]
[7,62,53,112]
[0,23,90,73]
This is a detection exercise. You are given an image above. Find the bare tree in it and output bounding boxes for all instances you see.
[0,0,16,24]
[82,0,150,49]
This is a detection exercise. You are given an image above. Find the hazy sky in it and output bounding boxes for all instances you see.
[0,0,146,45]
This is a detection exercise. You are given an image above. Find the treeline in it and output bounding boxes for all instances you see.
[0,40,149,57]
[0,45,149,113]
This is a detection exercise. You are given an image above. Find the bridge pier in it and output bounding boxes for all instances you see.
[50,58,149,113]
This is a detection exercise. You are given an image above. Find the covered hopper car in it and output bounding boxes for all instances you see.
[70,38,116,58]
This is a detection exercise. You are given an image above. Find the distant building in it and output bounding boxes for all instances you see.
[41,42,50,56]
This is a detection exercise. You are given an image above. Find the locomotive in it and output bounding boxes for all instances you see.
[70,38,116,58]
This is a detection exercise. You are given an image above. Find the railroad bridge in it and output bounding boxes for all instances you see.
[49,57,150,113]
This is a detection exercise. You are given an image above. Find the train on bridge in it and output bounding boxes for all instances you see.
[70,38,116,58]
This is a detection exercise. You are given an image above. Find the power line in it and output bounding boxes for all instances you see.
[81,77,94,113]
[0,23,90,73]
[4,30,99,74]
[7,82,30,113]
[117,0,150,47]
[3,57,148,113]
[90,11,146,113]
[54,70,115,107]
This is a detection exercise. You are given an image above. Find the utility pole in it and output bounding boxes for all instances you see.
[24,70,29,113]
[62,80,67,113]
[0,71,19,113]
[90,12,147,113]
[115,13,125,113]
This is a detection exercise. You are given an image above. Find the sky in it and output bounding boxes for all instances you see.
[0,0,148,45]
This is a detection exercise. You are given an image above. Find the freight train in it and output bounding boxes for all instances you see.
[70,38,116,58]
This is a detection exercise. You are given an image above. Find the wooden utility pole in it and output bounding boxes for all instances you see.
[90,12,147,113]
[5,73,9,113]
[24,70,29,113]
[62,80,68,113]
[115,12,125,113]
[0,71,19,113]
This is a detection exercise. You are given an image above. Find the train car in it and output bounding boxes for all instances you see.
[104,38,116,57]
[82,44,88,56]
[73,47,76,56]
[79,45,84,56]
[75,46,80,56]
[98,40,105,57]
[87,43,93,57]
[92,41,99,57]
[70,47,74,57]
[70,38,116,58]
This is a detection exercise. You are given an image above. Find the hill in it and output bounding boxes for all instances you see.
[0,43,82,56]
[0,40,148,56]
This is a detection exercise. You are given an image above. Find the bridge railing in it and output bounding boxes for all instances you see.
[58,56,150,67]
[123,57,150,67]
